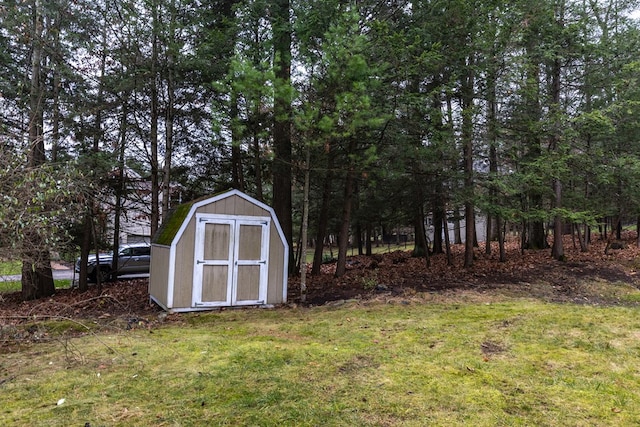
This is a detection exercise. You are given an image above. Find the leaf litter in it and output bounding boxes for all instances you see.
[1,233,639,348]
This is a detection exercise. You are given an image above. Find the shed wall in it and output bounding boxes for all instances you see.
[267,221,286,303]
[202,195,269,217]
[173,217,196,308]
[149,245,170,307]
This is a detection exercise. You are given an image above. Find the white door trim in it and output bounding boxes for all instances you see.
[192,214,270,307]
[232,218,270,306]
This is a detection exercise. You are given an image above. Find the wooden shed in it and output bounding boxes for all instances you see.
[149,190,288,312]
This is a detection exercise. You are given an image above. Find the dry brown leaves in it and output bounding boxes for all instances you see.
[290,232,640,306]
[0,279,161,326]
[2,232,640,326]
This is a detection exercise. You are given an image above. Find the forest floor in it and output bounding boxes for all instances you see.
[2,233,640,328]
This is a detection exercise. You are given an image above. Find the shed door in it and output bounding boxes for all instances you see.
[193,215,269,307]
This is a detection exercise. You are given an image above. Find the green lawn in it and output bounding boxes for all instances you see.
[0,279,71,293]
[0,260,21,276]
[2,297,640,426]
[0,260,71,293]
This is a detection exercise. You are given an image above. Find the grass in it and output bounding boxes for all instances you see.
[0,279,71,293]
[2,297,640,426]
[0,260,21,276]
[0,259,72,293]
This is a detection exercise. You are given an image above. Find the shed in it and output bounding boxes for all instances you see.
[149,189,289,312]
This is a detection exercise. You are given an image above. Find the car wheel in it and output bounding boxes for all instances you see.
[94,267,112,283]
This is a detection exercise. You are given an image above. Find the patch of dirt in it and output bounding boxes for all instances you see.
[480,341,507,356]
[2,234,640,334]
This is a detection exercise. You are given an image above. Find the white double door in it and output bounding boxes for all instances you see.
[193,214,269,307]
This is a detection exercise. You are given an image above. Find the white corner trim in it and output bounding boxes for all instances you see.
[166,244,177,308]
[150,294,169,312]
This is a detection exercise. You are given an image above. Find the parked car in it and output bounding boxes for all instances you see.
[75,243,151,282]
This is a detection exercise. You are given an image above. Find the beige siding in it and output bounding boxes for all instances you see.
[173,216,196,308]
[236,265,260,301]
[267,221,286,304]
[205,196,230,214]
[149,245,170,307]
[234,197,268,216]
[198,195,268,217]
[202,265,229,302]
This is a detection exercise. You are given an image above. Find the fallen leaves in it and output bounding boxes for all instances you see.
[290,232,640,306]
[1,233,640,335]
[6,278,156,314]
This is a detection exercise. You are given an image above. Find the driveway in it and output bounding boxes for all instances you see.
[0,268,73,282]
[0,261,150,282]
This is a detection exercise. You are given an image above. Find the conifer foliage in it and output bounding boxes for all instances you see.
[1,0,640,299]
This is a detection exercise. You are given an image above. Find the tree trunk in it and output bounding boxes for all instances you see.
[299,147,311,302]
[354,182,362,255]
[162,37,175,219]
[335,175,354,277]
[76,10,108,290]
[253,132,263,200]
[605,216,622,255]
[365,223,372,256]
[497,215,506,262]
[77,210,92,291]
[413,205,429,259]
[551,178,565,260]
[271,0,293,274]
[432,185,444,254]
[150,0,160,236]
[486,68,498,256]
[229,90,244,191]
[413,197,430,267]
[576,222,589,252]
[453,208,462,245]
[312,143,335,275]
[550,11,564,261]
[161,120,173,217]
[522,5,546,252]
[111,100,128,273]
[51,24,61,163]
[22,0,54,301]
[443,212,452,266]
[335,151,356,278]
[464,205,475,267]
[462,56,475,268]
[21,237,54,301]
[485,213,493,255]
